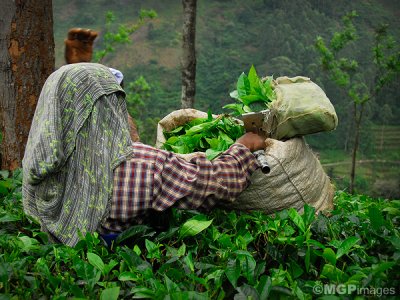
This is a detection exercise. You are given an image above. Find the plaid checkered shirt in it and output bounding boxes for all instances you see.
[100,142,259,233]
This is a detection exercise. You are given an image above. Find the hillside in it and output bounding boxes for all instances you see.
[52,0,400,197]
[53,0,400,110]
[53,0,400,114]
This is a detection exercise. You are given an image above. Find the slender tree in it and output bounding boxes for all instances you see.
[181,0,197,108]
[315,11,400,193]
[0,0,55,170]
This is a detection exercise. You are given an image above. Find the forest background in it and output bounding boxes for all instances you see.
[52,0,400,198]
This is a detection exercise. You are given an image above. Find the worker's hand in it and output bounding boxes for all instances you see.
[235,132,266,152]
[64,28,98,64]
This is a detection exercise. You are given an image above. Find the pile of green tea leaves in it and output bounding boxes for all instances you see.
[1,170,399,299]
[162,65,275,160]
[223,65,276,116]
[162,110,244,160]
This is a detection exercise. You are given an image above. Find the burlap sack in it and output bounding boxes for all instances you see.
[269,76,338,140]
[156,109,334,214]
[156,109,210,148]
[218,137,334,214]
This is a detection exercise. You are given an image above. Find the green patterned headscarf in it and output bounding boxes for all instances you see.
[22,63,134,246]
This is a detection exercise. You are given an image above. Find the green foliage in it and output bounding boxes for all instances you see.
[162,111,245,160]
[315,11,359,88]
[223,65,276,116]
[125,75,153,139]
[1,173,399,298]
[93,9,157,63]
[0,169,22,198]
[179,215,213,239]
[316,10,399,103]
[125,75,151,117]
[373,24,400,93]
[315,10,400,193]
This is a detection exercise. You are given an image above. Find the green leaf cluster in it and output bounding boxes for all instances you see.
[1,172,399,299]
[162,111,244,160]
[93,9,157,63]
[223,65,276,116]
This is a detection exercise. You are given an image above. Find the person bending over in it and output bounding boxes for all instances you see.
[22,63,266,247]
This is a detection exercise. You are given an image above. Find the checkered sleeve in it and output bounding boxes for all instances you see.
[100,143,259,233]
[152,143,259,211]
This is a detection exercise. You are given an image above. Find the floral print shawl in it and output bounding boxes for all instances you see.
[22,63,133,246]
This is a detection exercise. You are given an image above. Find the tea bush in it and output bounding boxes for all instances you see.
[0,170,399,299]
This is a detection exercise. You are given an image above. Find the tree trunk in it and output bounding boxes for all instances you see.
[0,0,54,171]
[349,103,364,194]
[181,0,197,109]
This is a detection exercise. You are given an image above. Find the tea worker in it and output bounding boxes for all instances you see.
[22,63,266,246]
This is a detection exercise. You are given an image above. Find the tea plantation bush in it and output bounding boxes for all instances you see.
[0,170,399,299]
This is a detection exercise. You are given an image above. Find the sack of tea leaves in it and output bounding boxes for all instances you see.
[156,109,334,215]
[217,137,334,214]
[156,109,210,149]
[268,76,338,140]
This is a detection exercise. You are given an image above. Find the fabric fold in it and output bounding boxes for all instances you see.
[22,63,133,246]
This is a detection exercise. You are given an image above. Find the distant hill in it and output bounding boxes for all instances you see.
[53,0,399,128]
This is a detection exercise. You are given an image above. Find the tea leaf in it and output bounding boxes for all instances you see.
[248,65,259,92]
[18,236,40,253]
[382,207,400,215]
[241,94,265,106]
[225,65,275,114]
[222,103,245,115]
[321,264,347,282]
[229,90,239,99]
[288,208,306,233]
[306,239,326,249]
[145,239,162,259]
[131,287,156,298]
[205,148,223,161]
[288,259,304,279]
[87,252,105,274]
[177,243,186,257]
[368,204,385,231]
[0,213,21,222]
[237,72,250,98]
[235,250,257,283]
[303,204,316,227]
[100,287,120,300]
[387,236,400,250]
[257,275,272,299]
[116,224,155,244]
[225,258,240,288]
[164,274,180,293]
[184,252,195,272]
[73,260,101,289]
[336,236,360,259]
[322,248,337,265]
[118,271,138,281]
[371,262,395,275]
[103,259,118,277]
[205,269,224,288]
[235,284,259,299]
[179,216,213,239]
